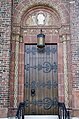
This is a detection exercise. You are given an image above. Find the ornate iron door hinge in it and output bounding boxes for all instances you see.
[24,97,58,110]
[25,62,57,73]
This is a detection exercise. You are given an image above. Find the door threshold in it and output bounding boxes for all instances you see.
[24,115,58,119]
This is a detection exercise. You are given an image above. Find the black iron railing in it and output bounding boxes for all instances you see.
[16,102,25,119]
[16,102,70,119]
[58,102,70,119]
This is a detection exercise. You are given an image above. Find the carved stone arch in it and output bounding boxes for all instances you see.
[21,6,61,28]
[13,0,69,25]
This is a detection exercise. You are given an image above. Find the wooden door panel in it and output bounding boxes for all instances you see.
[24,44,58,115]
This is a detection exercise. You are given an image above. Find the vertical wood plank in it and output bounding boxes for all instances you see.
[24,44,58,115]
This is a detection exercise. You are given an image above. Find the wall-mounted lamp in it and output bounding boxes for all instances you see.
[37,29,45,48]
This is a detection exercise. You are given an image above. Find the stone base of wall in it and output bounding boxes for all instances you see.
[0,108,8,118]
[8,108,17,117]
[73,109,79,117]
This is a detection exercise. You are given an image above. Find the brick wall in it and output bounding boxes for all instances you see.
[70,0,79,116]
[0,0,11,117]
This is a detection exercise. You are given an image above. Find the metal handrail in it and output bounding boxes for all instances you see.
[58,102,70,119]
[16,101,70,119]
[16,102,25,119]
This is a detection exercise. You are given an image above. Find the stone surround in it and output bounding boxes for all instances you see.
[0,0,79,117]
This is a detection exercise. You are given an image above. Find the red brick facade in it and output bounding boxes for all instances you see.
[0,0,11,117]
[0,0,79,118]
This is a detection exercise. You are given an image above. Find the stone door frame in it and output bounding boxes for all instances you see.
[9,4,71,116]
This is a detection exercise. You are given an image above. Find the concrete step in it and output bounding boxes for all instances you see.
[2,116,79,119]
[8,115,58,119]
[24,115,58,119]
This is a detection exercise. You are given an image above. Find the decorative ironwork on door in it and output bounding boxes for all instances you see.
[24,44,58,115]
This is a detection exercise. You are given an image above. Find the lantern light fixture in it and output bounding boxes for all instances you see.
[37,29,45,48]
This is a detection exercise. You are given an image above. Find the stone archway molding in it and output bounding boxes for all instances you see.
[12,1,70,109]
[13,0,69,25]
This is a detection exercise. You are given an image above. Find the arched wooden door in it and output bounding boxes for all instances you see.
[24,44,58,115]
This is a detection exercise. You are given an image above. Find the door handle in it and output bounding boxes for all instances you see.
[31,89,35,97]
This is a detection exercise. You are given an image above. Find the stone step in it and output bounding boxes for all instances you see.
[2,116,79,119]
[7,115,58,119]
[24,115,58,119]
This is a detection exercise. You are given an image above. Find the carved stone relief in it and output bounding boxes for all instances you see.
[23,28,59,36]
[22,9,60,27]
[37,13,45,25]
